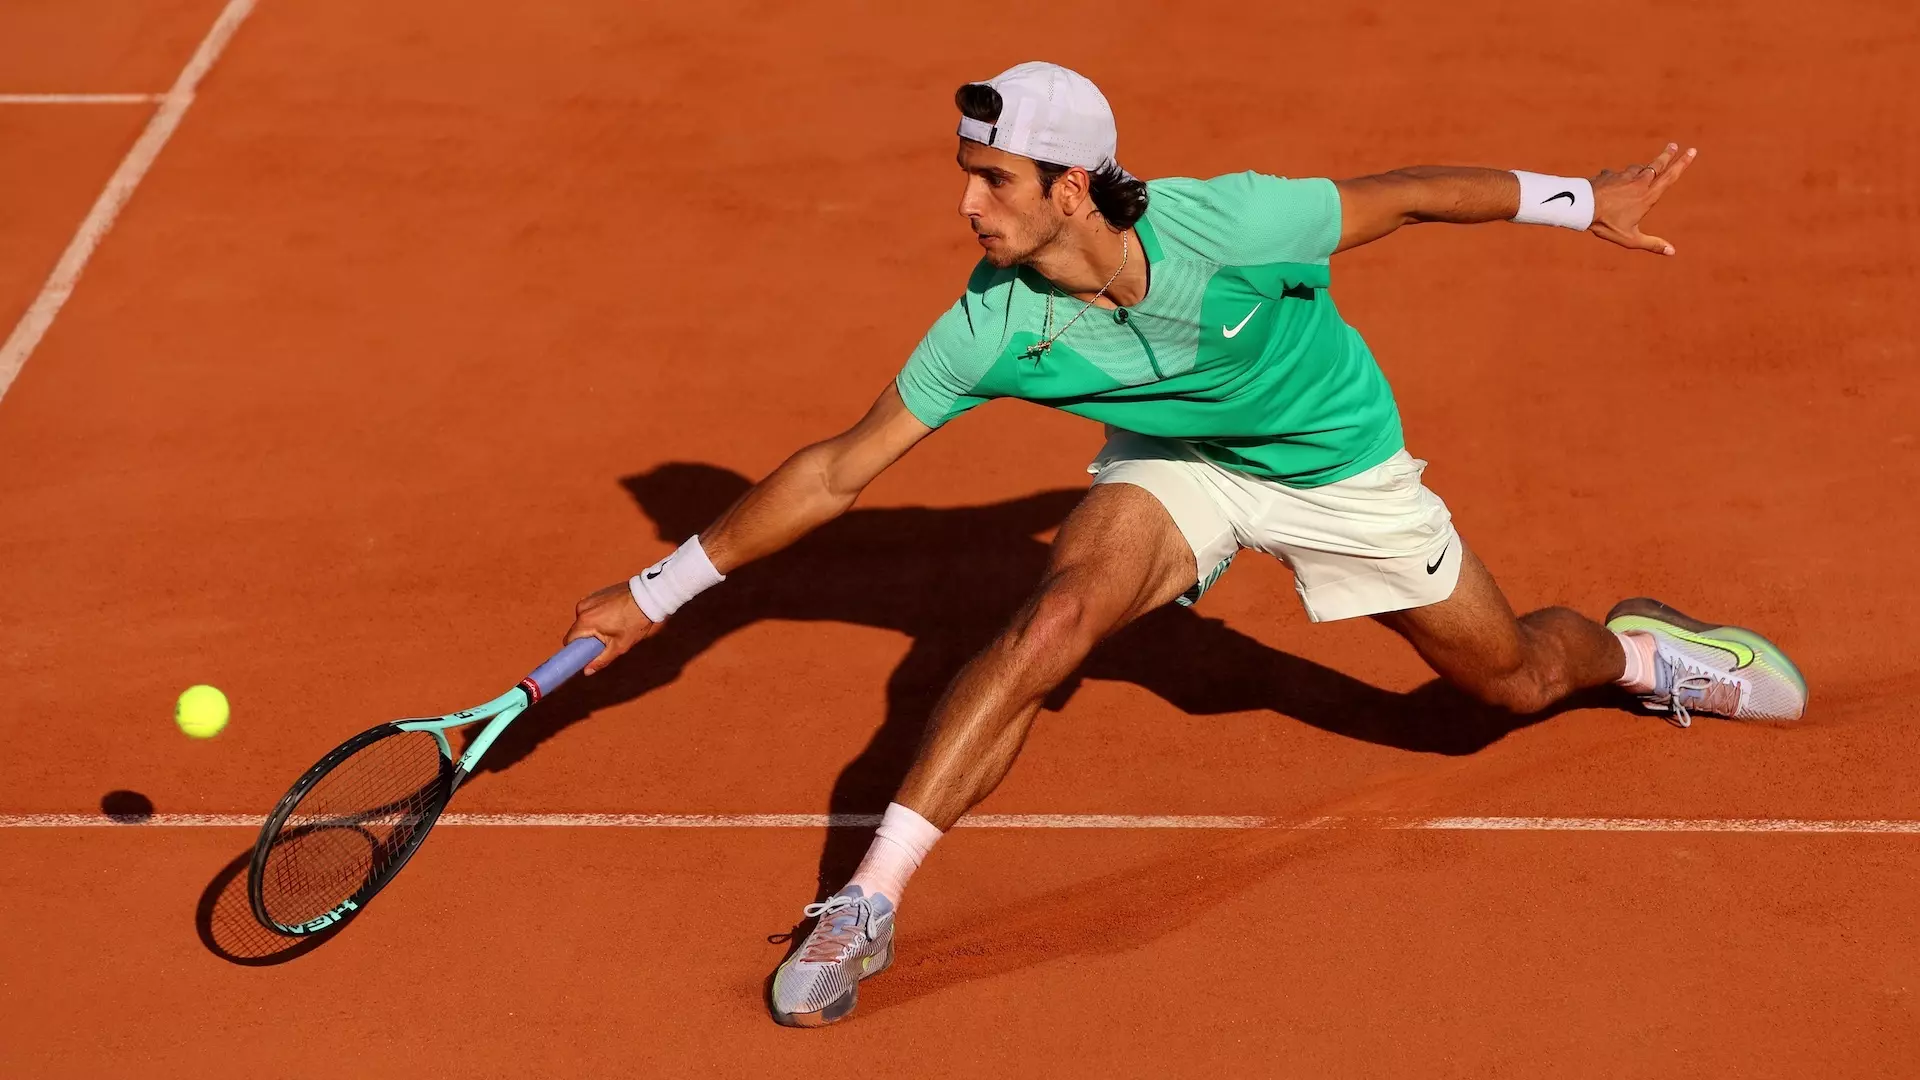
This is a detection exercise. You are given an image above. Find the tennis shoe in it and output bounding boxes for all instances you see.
[1606,597,1808,726]
[769,885,894,1027]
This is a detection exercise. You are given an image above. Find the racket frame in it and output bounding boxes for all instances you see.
[248,637,602,937]
[401,685,531,790]
[248,687,528,936]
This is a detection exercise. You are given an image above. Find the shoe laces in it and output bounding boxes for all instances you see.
[797,894,869,963]
[1651,651,1744,729]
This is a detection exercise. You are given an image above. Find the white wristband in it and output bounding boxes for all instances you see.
[1511,171,1594,230]
[628,536,725,622]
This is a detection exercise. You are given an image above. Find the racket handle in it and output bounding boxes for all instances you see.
[520,637,605,703]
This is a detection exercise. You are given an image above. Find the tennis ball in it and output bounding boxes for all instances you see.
[175,685,230,739]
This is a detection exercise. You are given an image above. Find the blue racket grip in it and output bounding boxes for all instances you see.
[519,637,605,703]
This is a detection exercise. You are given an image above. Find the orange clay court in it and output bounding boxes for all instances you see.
[1,0,1917,1074]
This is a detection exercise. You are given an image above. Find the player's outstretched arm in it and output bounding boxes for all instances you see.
[1333,142,1697,255]
[564,384,933,673]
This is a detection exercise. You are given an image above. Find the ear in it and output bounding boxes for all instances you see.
[1050,166,1094,216]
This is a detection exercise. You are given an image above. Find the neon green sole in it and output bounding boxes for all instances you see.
[1606,597,1808,720]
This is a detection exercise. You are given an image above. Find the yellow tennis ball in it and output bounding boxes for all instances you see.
[175,685,230,739]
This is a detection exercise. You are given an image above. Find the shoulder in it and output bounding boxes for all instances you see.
[1145,173,1341,265]
[925,259,1019,342]
[914,259,1021,368]
[961,258,1019,302]
[896,261,1020,427]
[1148,172,1338,211]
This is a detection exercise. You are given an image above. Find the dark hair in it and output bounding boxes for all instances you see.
[955,83,1148,230]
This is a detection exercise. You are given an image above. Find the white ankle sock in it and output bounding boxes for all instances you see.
[846,802,943,905]
[1615,631,1658,694]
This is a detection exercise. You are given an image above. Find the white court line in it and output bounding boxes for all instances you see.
[0,93,166,104]
[0,0,257,404]
[5,813,1919,833]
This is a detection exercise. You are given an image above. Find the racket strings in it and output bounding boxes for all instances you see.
[257,729,451,928]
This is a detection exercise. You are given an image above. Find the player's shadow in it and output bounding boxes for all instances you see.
[479,462,1607,897]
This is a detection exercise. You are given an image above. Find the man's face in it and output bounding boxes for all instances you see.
[956,141,1067,268]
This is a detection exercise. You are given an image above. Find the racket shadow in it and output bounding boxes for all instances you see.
[196,844,350,966]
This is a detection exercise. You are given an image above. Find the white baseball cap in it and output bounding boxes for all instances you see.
[956,61,1118,171]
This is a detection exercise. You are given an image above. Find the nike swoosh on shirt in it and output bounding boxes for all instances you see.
[1222,303,1261,338]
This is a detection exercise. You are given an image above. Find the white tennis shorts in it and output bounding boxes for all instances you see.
[1088,429,1462,623]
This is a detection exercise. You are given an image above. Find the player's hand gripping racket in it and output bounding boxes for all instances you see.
[247,636,603,936]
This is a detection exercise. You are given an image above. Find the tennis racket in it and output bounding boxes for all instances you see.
[247,636,604,937]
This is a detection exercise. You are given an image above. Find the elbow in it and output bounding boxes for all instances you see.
[1380,167,1450,225]
[791,440,865,510]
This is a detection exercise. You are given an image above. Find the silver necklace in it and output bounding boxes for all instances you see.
[1022,231,1130,361]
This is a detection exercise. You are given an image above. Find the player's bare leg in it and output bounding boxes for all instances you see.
[891,480,1199,827]
[1376,543,1806,725]
[769,482,1195,1026]
[1372,544,1623,714]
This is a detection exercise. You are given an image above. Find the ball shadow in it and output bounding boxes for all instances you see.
[100,790,154,823]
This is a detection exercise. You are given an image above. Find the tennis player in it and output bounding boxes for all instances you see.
[563,62,1807,1027]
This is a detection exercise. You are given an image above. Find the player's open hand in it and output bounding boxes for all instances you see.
[1590,142,1696,256]
[565,581,661,675]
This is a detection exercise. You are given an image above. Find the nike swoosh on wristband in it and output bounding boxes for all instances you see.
[644,567,663,581]
[1544,191,1576,206]
[1222,303,1261,338]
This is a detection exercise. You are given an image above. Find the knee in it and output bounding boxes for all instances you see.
[1459,666,1557,716]
[1004,581,1102,666]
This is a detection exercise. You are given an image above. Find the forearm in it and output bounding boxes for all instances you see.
[618,385,926,627]
[1364,166,1519,225]
[1334,166,1522,251]
[1336,151,1693,257]
[700,442,858,574]
[568,384,926,668]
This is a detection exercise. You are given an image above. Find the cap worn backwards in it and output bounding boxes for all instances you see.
[955,61,1118,172]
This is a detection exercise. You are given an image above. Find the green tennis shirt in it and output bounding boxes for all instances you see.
[895,172,1403,487]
